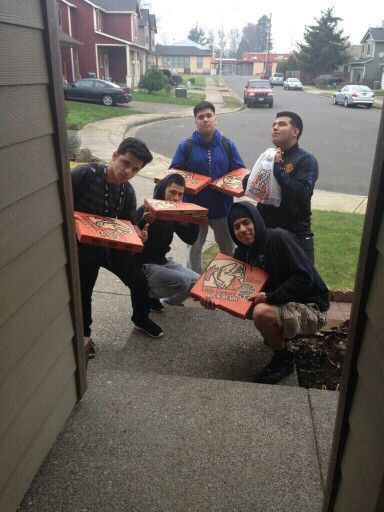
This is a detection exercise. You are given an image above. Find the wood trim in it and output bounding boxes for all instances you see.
[41,0,87,399]
[323,107,384,510]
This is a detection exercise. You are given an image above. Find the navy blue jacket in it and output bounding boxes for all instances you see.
[170,129,245,219]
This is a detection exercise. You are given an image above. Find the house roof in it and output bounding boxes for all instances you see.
[91,0,139,12]
[173,39,209,50]
[59,31,83,47]
[349,58,373,66]
[156,44,211,56]
[361,27,384,43]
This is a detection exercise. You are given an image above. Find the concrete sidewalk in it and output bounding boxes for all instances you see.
[19,76,344,511]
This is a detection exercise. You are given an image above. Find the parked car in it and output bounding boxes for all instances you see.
[244,79,274,108]
[283,77,303,90]
[332,85,375,108]
[63,78,132,106]
[162,68,181,87]
[269,73,284,86]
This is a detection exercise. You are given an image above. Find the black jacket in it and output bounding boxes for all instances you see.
[135,175,199,265]
[256,143,318,238]
[228,202,329,311]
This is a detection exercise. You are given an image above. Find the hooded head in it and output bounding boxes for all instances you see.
[228,201,266,250]
[154,173,186,200]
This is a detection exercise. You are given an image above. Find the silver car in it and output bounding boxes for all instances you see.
[332,85,374,108]
[283,77,303,90]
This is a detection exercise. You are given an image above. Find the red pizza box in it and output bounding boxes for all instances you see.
[190,253,268,319]
[210,168,249,198]
[74,211,143,252]
[153,169,212,194]
[144,198,208,224]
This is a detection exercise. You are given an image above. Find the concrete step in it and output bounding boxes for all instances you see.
[18,369,337,512]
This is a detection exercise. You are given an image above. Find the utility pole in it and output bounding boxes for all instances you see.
[264,12,271,77]
[219,17,224,83]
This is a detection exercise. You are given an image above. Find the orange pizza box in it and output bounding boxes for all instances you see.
[153,169,212,194]
[144,198,209,224]
[210,168,249,198]
[74,211,143,252]
[190,252,268,319]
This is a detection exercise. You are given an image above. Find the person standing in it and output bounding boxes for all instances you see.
[245,111,319,262]
[170,101,245,273]
[72,138,164,358]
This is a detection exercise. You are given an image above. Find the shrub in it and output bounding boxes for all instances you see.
[139,66,167,93]
[67,131,81,160]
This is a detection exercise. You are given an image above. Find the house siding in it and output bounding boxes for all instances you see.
[104,12,132,42]
[0,1,84,510]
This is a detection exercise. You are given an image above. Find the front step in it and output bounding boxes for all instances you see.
[19,370,329,512]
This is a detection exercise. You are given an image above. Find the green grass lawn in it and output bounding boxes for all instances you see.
[132,89,205,105]
[66,101,142,130]
[203,209,364,291]
[180,74,206,87]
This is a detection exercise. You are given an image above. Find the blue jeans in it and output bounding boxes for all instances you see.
[142,259,199,305]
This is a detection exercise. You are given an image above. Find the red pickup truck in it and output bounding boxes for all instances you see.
[244,79,274,108]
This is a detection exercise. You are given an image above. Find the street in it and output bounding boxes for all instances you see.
[136,75,382,195]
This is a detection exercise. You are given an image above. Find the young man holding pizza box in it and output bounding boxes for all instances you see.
[200,201,329,384]
[170,100,246,273]
[135,173,200,311]
[72,137,164,359]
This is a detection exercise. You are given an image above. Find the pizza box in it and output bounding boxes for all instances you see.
[144,198,208,224]
[153,169,212,194]
[74,211,143,252]
[190,252,268,318]
[210,167,249,197]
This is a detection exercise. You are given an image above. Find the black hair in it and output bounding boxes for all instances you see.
[116,137,153,166]
[276,111,303,138]
[165,173,186,188]
[153,172,186,199]
[193,100,215,117]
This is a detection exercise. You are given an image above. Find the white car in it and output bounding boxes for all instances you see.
[283,77,303,90]
[270,73,284,85]
[332,85,375,108]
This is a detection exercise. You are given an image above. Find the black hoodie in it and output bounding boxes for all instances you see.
[228,201,329,311]
[135,175,199,265]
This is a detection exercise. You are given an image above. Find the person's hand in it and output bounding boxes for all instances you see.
[199,296,216,310]
[136,223,149,243]
[248,292,267,306]
[142,208,156,224]
[274,148,284,163]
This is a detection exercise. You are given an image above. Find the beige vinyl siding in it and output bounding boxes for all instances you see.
[0,1,82,510]
[333,219,384,511]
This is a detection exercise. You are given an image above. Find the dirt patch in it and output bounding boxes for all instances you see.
[292,321,349,390]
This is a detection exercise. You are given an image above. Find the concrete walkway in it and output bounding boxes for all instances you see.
[18,76,345,511]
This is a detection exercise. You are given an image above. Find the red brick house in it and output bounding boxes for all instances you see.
[58,0,156,87]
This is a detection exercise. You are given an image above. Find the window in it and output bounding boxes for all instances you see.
[163,56,190,68]
[365,42,372,56]
[197,56,203,69]
[95,9,102,31]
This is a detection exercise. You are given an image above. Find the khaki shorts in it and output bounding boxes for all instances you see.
[273,302,327,340]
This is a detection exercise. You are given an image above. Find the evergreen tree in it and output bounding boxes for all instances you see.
[255,15,272,53]
[296,8,349,75]
[188,24,207,45]
[228,28,241,58]
[139,66,166,94]
[236,15,272,59]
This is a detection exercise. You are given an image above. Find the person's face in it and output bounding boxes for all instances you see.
[233,217,255,246]
[271,116,299,150]
[164,182,184,201]
[195,108,217,138]
[108,151,144,184]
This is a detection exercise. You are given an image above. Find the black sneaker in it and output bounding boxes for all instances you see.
[254,350,294,384]
[150,298,165,313]
[133,318,164,338]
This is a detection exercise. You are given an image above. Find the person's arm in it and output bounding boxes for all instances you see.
[120,185,137,222]
[175,222,199,245]
[273,153,318,199]
[71,165,93,205]
[264,232,315,305]
[169,141,187,170]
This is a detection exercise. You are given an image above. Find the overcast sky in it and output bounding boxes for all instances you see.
[145,0,383,52]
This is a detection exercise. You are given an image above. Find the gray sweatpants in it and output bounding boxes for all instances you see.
[142,259,199,305]
[187,217,235,274]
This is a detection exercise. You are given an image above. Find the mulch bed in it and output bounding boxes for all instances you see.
[292,321,349,390]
